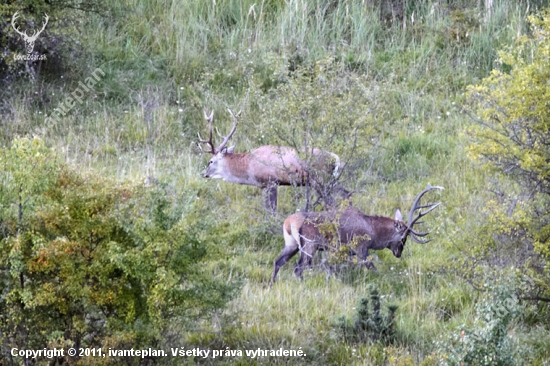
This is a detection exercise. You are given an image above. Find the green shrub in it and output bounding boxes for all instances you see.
[0,137,237,363]
[336,284,398,345]
[435,286,525,365]
[466,8,550,303]
[246,57,379,211]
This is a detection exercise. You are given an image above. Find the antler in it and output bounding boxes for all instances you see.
[11,12,48,40]
[197,108,240,154]
[216,108,240,152]
[406,185,444,244]
[11,12,27,37]
[197,109,215,153]
[27,13,49,41]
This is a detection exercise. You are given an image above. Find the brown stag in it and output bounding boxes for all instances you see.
[198,109,341,212]
[270,185,443,286]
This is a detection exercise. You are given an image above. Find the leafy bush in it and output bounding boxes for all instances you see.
[0,137,237,364]
[466,8,550,302]
[246,57,380,211]
[435,287,525,365]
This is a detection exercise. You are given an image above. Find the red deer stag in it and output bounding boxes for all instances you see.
[270,185,443,286]
[198,109,341,212]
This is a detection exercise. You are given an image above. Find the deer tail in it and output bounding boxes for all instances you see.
[330,152,341,177]
[283,213,305,251]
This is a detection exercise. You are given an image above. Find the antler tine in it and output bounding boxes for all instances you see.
[34,13,49,37]
[406,185,443,243]
[410,234,431,244]
[410,228,430,237]
[406,204,440,245]
[215,110,240,138]
[409,202,441,228]
[227,108,242,119]
[415,203,440,210]
[197,109,215,154]
[204,109,214,122]
[11,12,27,37]
[196,135,213,153]
[30,13,49,38]
[406,185,444,228]
[213,108,240,153]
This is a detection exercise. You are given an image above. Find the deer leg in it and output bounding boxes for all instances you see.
[293,255,305,279]
[358,245,377,272]
[293,241,316,279]
[270,246,299,287]
[317,244,339,281]
[363,258,377,272]
[263,185,278,213]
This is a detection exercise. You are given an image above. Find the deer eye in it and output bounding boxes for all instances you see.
[397,223,407,234]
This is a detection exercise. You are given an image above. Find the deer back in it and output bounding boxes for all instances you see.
[247,146,304,186]
[205,145,338,188]
[298,207,409,258]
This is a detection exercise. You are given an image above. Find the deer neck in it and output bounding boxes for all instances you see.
[369,215,402,249]
[222,153,259,186]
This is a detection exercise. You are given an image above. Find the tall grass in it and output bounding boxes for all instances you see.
[100,0,531,84]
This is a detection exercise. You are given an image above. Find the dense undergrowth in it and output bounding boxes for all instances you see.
[1,0,550,365]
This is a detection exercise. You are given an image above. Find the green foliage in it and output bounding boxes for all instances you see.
[466,8,550,301]
[468,13,550,198]
[246,57,379,210]
[3,0,550,364]
[0,137,236,363]
[446,8,480,46]
[336,284,398,345]
[435,286,525,365]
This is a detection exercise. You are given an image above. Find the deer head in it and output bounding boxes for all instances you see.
[12,12,49,55]
[385,184,443,258]
[198,108,241,177]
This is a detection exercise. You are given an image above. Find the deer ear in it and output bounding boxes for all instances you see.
[394,209,402,221]
[220,146,235,155]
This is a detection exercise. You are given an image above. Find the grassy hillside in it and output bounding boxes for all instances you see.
[2,0,550,365]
